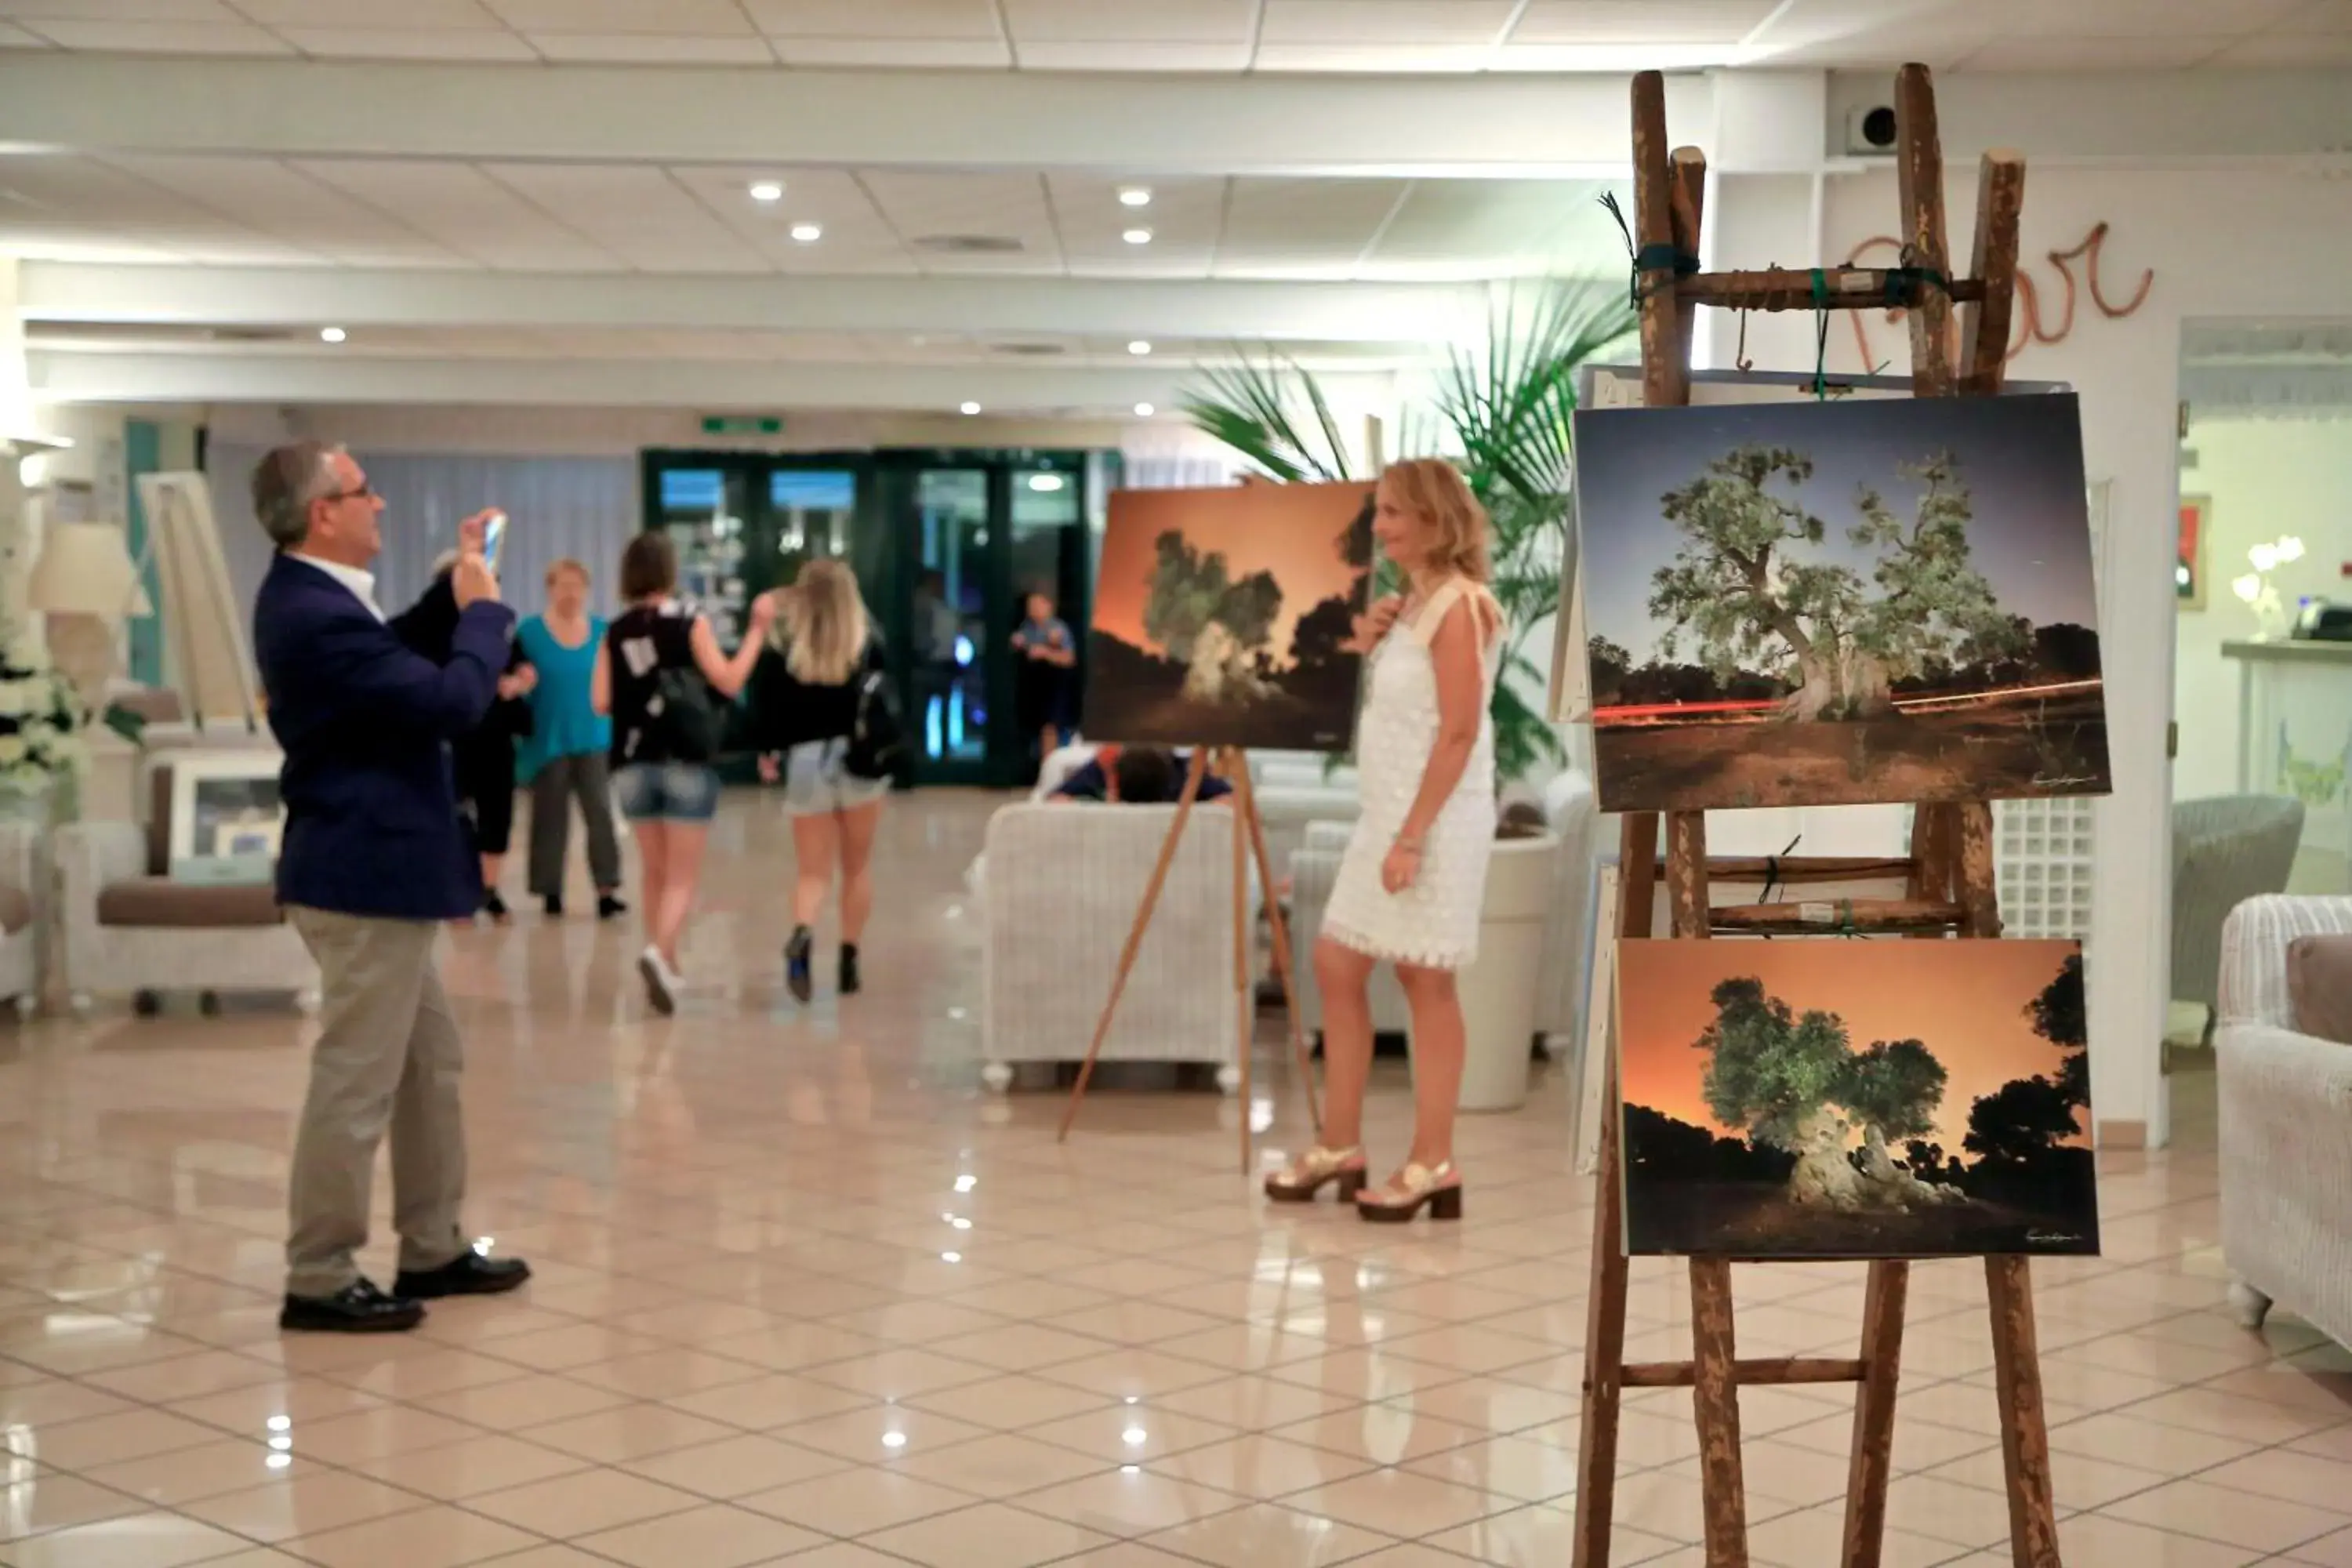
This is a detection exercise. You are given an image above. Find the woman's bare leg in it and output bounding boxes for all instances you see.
[790,813,839,930]
[835,800,883,944]
[631,821,668,951]
[1396,962,1465,1169]
[1313,935,1378,1151]
[651,823,707,969]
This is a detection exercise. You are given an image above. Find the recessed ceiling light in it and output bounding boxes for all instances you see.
[319,326,346,343]
[1122,227,1152,245]
[959,401,982,416]
[749,181,783,202]
[1134,402,1156,417]
[1127,339,1152,356]
[1119,187,1152,208]
[789,222,822,243]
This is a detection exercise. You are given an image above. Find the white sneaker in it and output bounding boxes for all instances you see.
[637,946,677,1016]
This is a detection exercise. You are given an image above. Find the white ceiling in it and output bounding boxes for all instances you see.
[0,151,1621,278]
[1,0,2348,72]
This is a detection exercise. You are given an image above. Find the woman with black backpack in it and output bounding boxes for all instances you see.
[746,559,895,1003]
[593,531,775,1014]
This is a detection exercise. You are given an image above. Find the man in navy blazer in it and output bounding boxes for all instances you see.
[251,441,532,1334]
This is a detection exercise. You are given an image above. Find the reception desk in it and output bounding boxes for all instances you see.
[2224,637,2352,887]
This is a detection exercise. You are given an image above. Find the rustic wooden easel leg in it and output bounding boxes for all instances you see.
[1571,813,1658,1568]
[1228,749,1254,1175]
[1057,747,1210,1142]
[1232,760,1321,1134]
[1840,1259,1911,1566]
[1690,1256,1748,1566]
[1987,1256,2061,1566]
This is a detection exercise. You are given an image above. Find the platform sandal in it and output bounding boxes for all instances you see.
[1354,1160,1463,1223]
[1264,1145,1369,1203]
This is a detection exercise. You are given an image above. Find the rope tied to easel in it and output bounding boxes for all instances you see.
[1599,191,1698,307]
[1809,268,1832,400]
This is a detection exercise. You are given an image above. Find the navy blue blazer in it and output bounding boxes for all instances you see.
[254,553,517,921]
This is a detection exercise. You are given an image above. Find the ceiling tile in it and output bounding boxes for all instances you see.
[2209,31,2352,60]
[0,20,48,45]
[769,37,1013,65]
[1004,0,1255,42]
[1218,175,1405,271]
[275,27,540,59]
[1018,41,1250,67]
[230,0,503,24]
[1,0,240,19]
[1958,0,2302,34]
[1370,178,1616,270]
[14,18,292,51]
[746,0,1002,38]
[860,169,1062,274]
[1958,33,2238,68]
[97,152,466,266]
[1250,42,1490,69]
[481,163,771,271]
[291,158,624,270]
[526,31,776,62]
[1511,0,1777,44]
[0,151,287,262]
[1258,0,1518,45]
[2271,0,2352,29]
[486,0,756,30]
[665,165,913,272]
[1494,42,1750,67]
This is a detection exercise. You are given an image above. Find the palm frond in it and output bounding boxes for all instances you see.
[1181,351,1352,483]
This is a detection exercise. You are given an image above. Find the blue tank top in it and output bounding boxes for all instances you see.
[515,613,612,779]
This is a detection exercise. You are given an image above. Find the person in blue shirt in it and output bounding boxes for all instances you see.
[1049,746,1232,804]
[1012,589,1078,771]
[514,559,625,921]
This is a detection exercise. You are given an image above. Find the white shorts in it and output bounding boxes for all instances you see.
[781,739,891,818]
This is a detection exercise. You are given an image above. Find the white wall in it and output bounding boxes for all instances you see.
[2174,413,2352,808]
[1782,162,2352,1148]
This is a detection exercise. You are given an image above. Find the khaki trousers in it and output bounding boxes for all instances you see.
[285,906,468,1298]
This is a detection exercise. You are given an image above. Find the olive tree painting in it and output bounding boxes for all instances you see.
[1615,938,2098,1259]
[1573,394,2111,812]
[1084,481,1374,752]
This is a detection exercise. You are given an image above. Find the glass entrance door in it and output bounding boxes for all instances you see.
[907,468,995,782]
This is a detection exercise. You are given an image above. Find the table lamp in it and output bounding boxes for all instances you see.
[27,521,154,716]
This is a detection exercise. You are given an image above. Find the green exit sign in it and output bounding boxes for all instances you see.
[701,415,783,435]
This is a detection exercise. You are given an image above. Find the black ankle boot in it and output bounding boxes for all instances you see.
[597,893,627,921]
[543,894,564,918]
[481,888,509,923]
[839,943,861,996]
[785,927,814,1004]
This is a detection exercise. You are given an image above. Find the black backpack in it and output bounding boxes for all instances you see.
[843,663,905,781]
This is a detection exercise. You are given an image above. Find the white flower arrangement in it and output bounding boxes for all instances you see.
[0,629,84,796]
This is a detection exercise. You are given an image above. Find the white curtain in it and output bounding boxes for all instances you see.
[205,445,639,620]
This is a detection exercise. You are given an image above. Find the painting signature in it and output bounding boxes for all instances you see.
[2025,1229,2082,1246]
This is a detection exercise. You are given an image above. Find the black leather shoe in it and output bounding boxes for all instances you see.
[280,1279,424,1334]
[597,893,628,921]
[394,1249,532,1300]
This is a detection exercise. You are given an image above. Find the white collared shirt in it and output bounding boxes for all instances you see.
[289,552,385,622]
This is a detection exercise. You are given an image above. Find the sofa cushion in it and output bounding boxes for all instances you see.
[2287,934,2352,1045]
[97,879,284,929]
[0,885,28,935]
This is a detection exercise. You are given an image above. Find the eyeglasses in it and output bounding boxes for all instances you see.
[320,485,379,505]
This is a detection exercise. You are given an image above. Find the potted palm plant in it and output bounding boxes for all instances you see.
[1186,277,1635,1111]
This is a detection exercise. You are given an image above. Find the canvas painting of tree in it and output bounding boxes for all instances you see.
[1616,938,2099,1259]
[1084,482,1374,752]
[1573,394,2111,811]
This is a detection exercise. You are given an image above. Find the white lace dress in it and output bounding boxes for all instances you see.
[1322,579,1503,972]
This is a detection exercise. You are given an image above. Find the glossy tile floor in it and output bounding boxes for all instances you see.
[3,791,2348,1568]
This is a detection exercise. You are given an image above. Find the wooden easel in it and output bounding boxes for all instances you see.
[1057,746,1322,1172]
[1571,67,2061,1568]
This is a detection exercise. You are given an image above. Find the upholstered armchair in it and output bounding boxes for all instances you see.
[2215,895,2352,1348]
[53,757,315,1013]
[2173,795,2305,1038]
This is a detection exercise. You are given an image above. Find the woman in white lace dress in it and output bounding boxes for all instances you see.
[1266,459,1502,1222]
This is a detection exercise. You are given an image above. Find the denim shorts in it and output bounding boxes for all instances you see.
[612,760,721,823]
[781,739,891,819]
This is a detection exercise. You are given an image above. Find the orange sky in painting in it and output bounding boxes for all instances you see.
[1616,939,2089,1152]
[1092,483,1371,673]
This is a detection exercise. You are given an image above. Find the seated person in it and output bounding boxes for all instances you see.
[1051,744,1233,804]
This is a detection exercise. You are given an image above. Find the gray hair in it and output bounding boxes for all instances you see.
[251,441,344,549]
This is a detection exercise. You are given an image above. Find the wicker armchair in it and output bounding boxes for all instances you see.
[2173,795,2305,1036]
[2216,895,2352,1348]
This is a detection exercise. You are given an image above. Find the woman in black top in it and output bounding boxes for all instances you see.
[590,531,772,1014]
[745,559,887,1003]
[420,546,537,922]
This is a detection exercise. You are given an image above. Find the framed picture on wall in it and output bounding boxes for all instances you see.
[2179,495,2210,612]
[167,750,285,885]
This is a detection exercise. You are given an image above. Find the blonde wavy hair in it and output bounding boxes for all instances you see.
[775,558,870,685]
[1380,458,1490,583]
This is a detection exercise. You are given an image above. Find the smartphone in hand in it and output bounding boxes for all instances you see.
[483,511,508,572]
